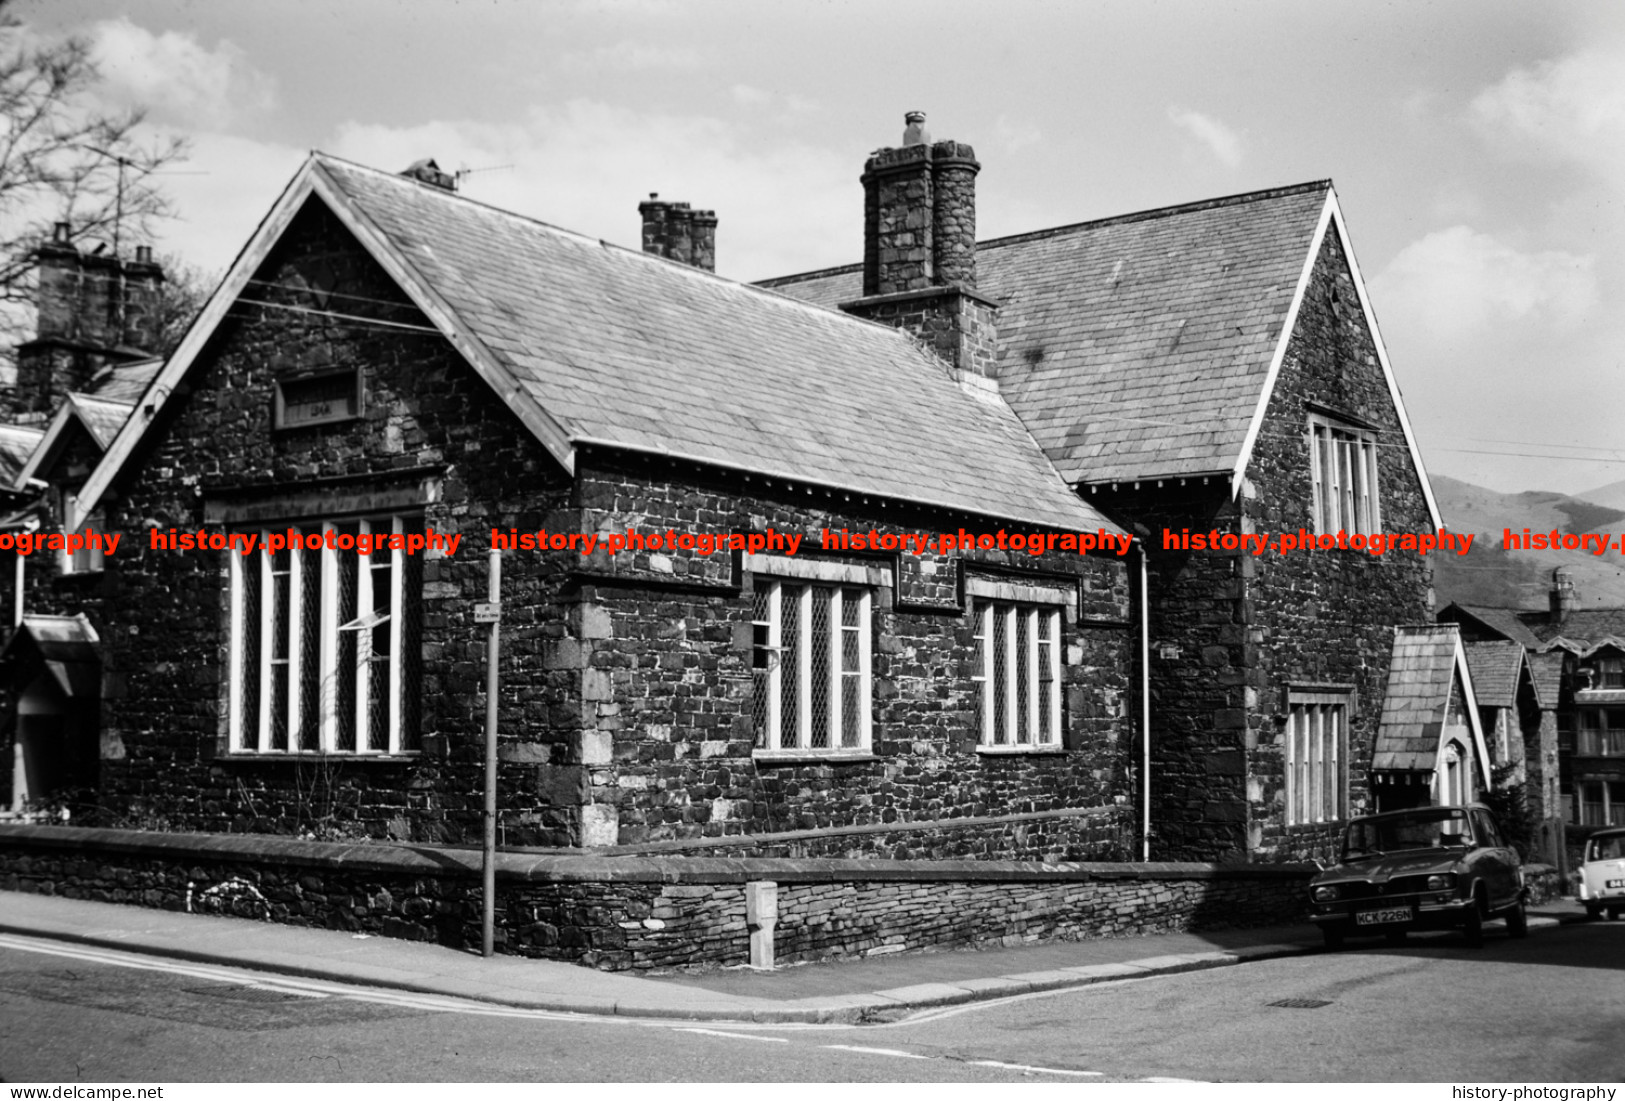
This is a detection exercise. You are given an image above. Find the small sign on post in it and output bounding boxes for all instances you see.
[474,602,502,624]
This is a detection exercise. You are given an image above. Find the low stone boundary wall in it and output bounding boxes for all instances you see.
[0,824,1314,971]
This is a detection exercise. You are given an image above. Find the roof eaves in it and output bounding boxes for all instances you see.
[574,435,1119,536]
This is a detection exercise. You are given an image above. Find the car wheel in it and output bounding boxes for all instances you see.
[1609,908,1622,922]
[1322,925,1346,950]
[1585,905,1602,921]
[1462,893,1486,948]
[1506,897,1529,939]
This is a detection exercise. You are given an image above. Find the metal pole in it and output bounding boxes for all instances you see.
[1139,540,1151,862]
[481,547,501,957]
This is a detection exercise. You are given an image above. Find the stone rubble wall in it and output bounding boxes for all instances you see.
[0,824,1312,972]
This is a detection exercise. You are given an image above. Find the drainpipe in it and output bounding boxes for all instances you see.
[1138,537,1151,862]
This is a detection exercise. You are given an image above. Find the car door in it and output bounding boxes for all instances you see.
[1469,808,1517,909]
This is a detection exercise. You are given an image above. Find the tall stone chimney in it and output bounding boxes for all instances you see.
[1550,566,1577,625]
[843,112,999,390]
[9,222,165,418]
[639,194,717,273]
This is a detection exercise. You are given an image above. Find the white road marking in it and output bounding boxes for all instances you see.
[966,1059,1103,1077]
[823,1044,929,1059]
[677,1028,789,1043]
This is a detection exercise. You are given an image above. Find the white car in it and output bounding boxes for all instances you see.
[1579,827,1625,921]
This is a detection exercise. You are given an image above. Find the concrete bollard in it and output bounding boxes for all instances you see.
[745,880,778,970]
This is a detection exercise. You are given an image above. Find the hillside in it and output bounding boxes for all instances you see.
[1580,477,1625,513]
[1431,474,1625,611]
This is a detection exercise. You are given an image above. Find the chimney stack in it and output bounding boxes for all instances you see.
[401,158,457,191]
[842,113,999,390]
[1550,566,1577,625]
[8,224,165,418]
[638,194,717,273]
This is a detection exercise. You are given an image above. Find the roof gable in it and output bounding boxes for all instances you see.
[13,393,135,490]
[1463,640,1526,709]
[74,154,1117,537]
[1374,624,1490,777]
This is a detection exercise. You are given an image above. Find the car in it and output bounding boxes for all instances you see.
[1307,803,1527,949]
[1578,827,1625,921]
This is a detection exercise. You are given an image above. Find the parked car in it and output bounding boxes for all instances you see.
[1308,804,1527,949]
[1579,827,1625,921]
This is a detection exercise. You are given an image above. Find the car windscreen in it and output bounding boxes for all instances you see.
[1588,836,1625,862]
[1343,808,1472,857]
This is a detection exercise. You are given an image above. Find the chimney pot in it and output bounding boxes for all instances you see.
[52,221,71,245]
[903,110,930,147]
[134,244,152,264]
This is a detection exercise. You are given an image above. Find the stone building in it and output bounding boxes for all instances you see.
[5,113,1458,871]
[1442,568,1625,852]
[2,149,1141,861]
[767,116,1446,862]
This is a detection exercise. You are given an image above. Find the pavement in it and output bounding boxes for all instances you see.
[0,890,1585,1024]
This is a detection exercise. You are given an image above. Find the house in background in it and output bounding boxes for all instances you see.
[1442,567,1625,865]
[765,114,1445,862]
[0,224,166,813]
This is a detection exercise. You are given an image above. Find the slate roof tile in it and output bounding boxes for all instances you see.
[0,424,44,484]
[761,183,1330,485]
[1463,641,1525,709]
[316,157,1117,535]
[1374,625,1464,772]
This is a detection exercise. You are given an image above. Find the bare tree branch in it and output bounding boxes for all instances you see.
[0,13,190,348]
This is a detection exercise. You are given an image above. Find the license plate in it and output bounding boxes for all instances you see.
[1608,879,1624,889]
[1356,907,1411,926]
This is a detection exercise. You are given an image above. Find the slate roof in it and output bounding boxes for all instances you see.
[1527,651,1565,711]
[0,614,102,698]
[0,424,44,484]
[67,394,135,449]
[88,359,161,403]
[1445,604,1546,649]
[1463,641,1525,709]
[312,157,1116,534]
[760,183,1331,484]
[1374,625,1467,771]
[1447,603,1625,651]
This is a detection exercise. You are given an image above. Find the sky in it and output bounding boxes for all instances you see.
[14,0,1625,498]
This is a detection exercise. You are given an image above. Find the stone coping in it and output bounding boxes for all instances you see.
[0,824,1316,885]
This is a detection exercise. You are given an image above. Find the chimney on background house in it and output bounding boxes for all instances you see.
[639,194,717,273]
[844,112,999,389]
[1550,566,1577,625]
[8,221,166,419]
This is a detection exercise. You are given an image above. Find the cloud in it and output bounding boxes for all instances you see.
[88,17,275,130]
[326,100,852,281]
[560,40,701,71]
[1471,42,1625,177]
[1166,106,1244,168]
[1377,226,1597,339]
[994,113,1042,153]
